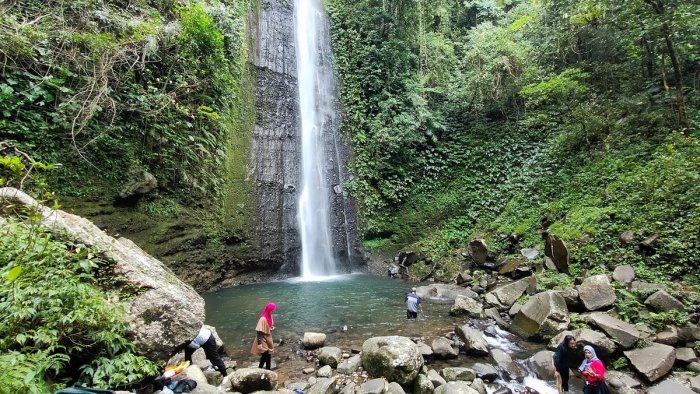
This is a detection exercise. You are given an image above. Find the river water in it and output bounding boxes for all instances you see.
[203,274,559,393]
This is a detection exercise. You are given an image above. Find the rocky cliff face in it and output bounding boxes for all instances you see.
[248,0,362,273]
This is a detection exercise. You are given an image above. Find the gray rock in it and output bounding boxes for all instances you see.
[469,239,492,266]
[303,367,316,374]
[361,378,388,394]
[544,234,569,274]
[0,187,204,360]
[645,290,685,312]
[450,296,484,318]
[184,365,208,389]
[228,368,278,393]
[340,382,357,394]
[361,336,424,385]
[490,349,526,381]
[612,265,636,284]
[484,276,536,311]
[508,303,522,316]
[118,170,157,199]
[690,375,700,393]
[388,382,406,394]
[521,248,539,260]
[588,312,640,349]
[648,379,694,394]
[631,281,668,292]
[554,287,581,308]
[416,341,434,358]
[455,272,471,285]
[434,381,479,394]
[337,354,362,375]
[470,378,486,394]
[605,370,641,393]
[303,333,327,349]
[549,328,617,357]
[655,326,680,345]
[528,350,555,380]
[308,378,337,394]
[416,284,479,301]
[689,362,700,373]
[318,365,333,378]
[455,325,489,356]
[427,369,446,387]
[678,326,700,341]
[577,274,616,311]
[431,337,458,359]
[676,347,698,363]
[624,343,675,382]
[471,363,499,382]
[441,367,475,382]
[509,291,569,340]
[317,347,343,368]
[619,231,636,244]
[483,308,508,328]
[414,374,435,394]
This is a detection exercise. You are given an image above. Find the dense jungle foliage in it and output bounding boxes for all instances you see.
[0,0,253,208]
[1,0,251,391]
[324,0,700,281]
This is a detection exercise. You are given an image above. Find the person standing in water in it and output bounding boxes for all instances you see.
[405,287,423,319]
[251,303,276,369]
[552,335,579,394]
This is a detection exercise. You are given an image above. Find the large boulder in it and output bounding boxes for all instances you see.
[624,343,675,382]
[450,296,484,318]
[469,239,493,266]
[118,170,158,201]
[308,378,337,394]
[228,368,278,393]
[675,347,698,364]
[471,363,499,382]
[361,378,389,394]
[303,332,327,349]
[648,379,695,394]
[528,350,556,380]
[361,336,424,385]
[0,187,204,360]
[588,312,640,349]
[549,329,617,357]
[490,349,526,382]
[337,354,362,375]
[509,291,569,340]
[577,275,616,311]
[455,325,489,356]
[483,276,536,311]
[544,234,569,274]
[434,381,479,394]
[427,369,446,388]
[612,265,636,285]
[431,337,458,359]
[440,367,475,382]
[414,374,435,394]
[317,347,343,368]
[416,284,478,301]
[644,290,685,312]
[605,371,642,393]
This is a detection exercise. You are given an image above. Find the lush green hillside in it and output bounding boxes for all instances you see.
[325,0,700,280]
[0,0,255,235]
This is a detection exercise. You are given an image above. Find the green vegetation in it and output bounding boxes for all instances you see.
[325,0,700,280]
[0,217,158,393]
[0,0,255,229]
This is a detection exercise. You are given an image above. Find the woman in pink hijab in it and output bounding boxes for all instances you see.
[250,303,276,369]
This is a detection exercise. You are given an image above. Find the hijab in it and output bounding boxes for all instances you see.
[578,345,599,371]
[261,303,276,327]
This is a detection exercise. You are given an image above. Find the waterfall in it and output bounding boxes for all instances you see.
[295,0,338,277]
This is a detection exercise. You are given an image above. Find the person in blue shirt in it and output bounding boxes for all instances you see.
[405,287,423,319]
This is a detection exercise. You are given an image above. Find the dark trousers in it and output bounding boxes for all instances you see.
[258,351,271,370]
[185,335,227,377]
[407,310,418,319]
[555,365,570,391]
[584,381,610,394]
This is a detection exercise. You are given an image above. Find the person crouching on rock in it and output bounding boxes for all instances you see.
[182,326,227,377]
[251,302,276,369]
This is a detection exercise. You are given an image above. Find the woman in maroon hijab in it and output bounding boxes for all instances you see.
[251,303,276,369]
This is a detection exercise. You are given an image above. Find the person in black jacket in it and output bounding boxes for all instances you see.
[552,335,580,394]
